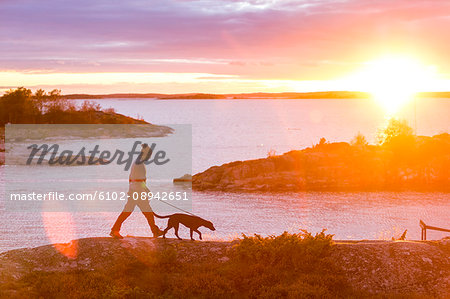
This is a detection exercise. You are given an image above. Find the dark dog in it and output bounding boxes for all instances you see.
[153,213,215,240]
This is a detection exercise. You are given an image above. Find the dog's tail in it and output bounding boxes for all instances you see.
[152,213,170,219]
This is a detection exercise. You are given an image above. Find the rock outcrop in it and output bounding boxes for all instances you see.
[0,238,448,297]
[193,134,450,192]
[173,174,192,183]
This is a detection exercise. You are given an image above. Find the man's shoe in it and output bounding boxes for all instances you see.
[110,230,124,239]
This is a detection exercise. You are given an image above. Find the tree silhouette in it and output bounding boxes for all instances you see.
[351,132,368,147]
[377,118,414,145]
[0,87,35,123]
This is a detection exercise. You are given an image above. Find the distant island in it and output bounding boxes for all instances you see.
[62,91,450,100]
[0,87,155,126]
[0,87,172,165]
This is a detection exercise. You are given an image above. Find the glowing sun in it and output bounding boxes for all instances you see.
[345,56,437,114]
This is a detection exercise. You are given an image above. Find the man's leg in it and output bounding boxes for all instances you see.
[111,211,131,231]
[135,185,163,237]
[137,198,163,237]
[110,199,135,238]
[142,212,163,237]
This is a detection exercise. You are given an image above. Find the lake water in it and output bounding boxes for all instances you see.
[1,98,449,252]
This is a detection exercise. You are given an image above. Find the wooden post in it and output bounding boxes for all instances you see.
[420,220,426,240]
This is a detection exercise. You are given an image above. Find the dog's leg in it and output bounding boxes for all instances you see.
[162,225,171,239]
[190,229,194,241]
[174,223,182,240]
[163,218,174,239]
[195,229,202,240]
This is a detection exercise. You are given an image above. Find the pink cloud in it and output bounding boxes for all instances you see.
[0,0,449,81]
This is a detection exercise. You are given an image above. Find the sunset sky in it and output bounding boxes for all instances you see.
[1,0,450,94]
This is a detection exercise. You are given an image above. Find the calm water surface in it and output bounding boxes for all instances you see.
[1,98,449,252]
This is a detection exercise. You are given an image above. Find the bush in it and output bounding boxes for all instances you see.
[230,230,349,298]
[234,230,333,268]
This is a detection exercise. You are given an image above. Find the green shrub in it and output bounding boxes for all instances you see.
[229,230,348,298]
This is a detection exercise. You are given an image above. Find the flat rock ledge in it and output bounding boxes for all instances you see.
[0,238,449,297]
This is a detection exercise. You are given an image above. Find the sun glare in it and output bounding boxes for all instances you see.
[344,56,438,114]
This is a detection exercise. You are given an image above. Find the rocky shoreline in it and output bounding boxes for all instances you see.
[0,117,172,166]
[193,133,450,192]
[0,237,449,297]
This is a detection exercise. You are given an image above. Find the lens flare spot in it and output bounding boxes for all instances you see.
[42,211,78,259]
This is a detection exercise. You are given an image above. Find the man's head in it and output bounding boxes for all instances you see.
[139,143,152,162]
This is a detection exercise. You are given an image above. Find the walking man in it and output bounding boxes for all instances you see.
[110,143,163,239]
